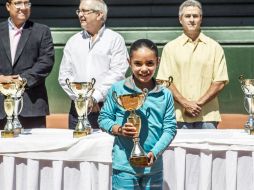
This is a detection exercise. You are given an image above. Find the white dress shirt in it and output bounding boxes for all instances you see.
[8,18,23,65]
[58,26,129,102]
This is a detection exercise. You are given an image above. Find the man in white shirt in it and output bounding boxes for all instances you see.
[58,0,129,129]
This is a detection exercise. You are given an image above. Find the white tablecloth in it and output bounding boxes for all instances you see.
[0,129,254,190]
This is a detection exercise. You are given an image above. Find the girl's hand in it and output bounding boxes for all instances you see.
[111,123,137,137]
[147,152,155,166]
[121,122,137,137]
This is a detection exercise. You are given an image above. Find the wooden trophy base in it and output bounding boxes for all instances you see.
[130,156,149,167]
[1,130,15,138]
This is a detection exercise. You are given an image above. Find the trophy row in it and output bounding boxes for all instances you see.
[0,76,173,167]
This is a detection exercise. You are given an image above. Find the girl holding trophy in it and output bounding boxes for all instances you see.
[98,39,177,190]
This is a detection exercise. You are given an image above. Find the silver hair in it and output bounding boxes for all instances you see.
[80,0,108,22]
[179,0,202,16]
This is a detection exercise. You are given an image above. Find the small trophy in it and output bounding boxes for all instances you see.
[113,88,148,167]
[156,76,173,87]
[239,75,254,135]
[0,82,18,138]
[66,78,95,138]
[12,78,27,135]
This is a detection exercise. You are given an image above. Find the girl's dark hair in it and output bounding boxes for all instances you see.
[129,39,158,57]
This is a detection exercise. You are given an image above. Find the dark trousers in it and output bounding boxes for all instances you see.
[69,100,103,130]
[0,116,46,130]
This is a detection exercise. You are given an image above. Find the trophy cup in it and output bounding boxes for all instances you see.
[12,78,27,135]
[156,76,173,87]
[66,78,95,138]
[239,75,254,135]
[113,88,148,167]
[0,82,18,138]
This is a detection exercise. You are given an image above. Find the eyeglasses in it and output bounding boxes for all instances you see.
[11,1,32,9]
[76,9,97,16]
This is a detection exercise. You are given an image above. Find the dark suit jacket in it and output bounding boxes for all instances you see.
[0,20,55,119]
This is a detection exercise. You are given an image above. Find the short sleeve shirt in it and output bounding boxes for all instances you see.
[157,32,229,122]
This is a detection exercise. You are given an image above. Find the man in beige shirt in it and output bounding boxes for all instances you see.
[156,0,229,129]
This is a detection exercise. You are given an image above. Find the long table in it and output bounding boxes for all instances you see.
[0,129,254,190]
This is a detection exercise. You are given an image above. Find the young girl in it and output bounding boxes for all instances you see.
[98,39,176,190]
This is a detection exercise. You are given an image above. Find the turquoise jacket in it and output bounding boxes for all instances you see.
[98,76,177,174]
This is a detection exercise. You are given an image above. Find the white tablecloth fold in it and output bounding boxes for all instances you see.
[0,129,114,162]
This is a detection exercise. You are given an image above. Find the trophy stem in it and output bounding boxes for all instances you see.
[128,113,148,167]
[13,116,23,135]
[130,137,149,167]
[73,116,88,138]
[245,114,254,135]
[76,116,84,131]
[1,97,15,138]
[13,97,24,135]
[1,116,15,138]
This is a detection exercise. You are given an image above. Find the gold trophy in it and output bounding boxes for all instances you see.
[12,78,27,135]
[66,78,95,138]
[113,88,148,167]
[239,75,254,135]
[156,76,173,87]
[0,82,18,138]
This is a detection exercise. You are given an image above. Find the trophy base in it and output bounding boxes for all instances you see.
[73,127,92,138]
[1,130,15,138]
[130,156,149,167]
[14,128,23,136]
[73,130,88,138]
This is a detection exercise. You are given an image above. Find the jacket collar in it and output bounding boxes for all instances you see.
[123,75,163,94]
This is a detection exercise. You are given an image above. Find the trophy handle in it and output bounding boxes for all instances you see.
[86,79,96,96]
[87,88,95,98]
[112,91,122,107]
[137,88,148,110]
[168,76,173,85]
[91,78,96,88]
[18,97,23,115]
[142,88,148,101]
[16,78,27,97]
[84,97,93,117]
[21,78,27,89]
[66,78,70,87]
[239,75,245,86]
[65,78,75,94]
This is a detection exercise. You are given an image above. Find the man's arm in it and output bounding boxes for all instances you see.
[197,81,226,107]
[92,35,128,103]
[20,26,54,88]
[169,83,202,117]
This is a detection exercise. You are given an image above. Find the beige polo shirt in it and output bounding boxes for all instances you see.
[157,32,229,122]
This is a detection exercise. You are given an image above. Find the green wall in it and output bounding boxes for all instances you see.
[47,27,254,114]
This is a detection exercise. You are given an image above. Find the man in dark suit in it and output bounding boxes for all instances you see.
[0,0,54,129]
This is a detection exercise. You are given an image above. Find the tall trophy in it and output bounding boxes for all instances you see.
[239,75,254,135]
[0,82,18,137]
[66,78,96,138]
[156,76,173,87]
[12,78,27,135]
[113,88,148,167]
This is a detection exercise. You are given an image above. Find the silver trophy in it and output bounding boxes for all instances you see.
[66,78,96,138]
[12,78,27,134]
[239,75,254,135]
[0,82,19,137]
